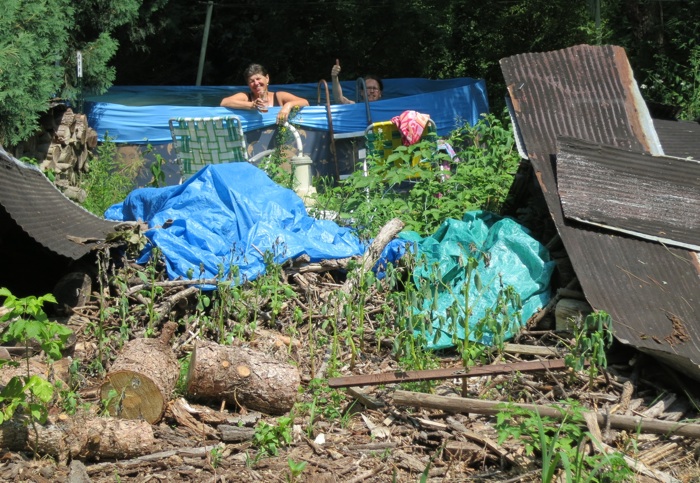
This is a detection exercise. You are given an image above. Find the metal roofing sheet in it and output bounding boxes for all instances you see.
[500,45,700,378]
[0,146,120,260]
[653,119,700,160]
[556,136,700,251]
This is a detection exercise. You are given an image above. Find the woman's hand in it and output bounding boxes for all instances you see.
[277,104,292,124]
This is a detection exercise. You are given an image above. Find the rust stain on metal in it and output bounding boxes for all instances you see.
[664,313,690,346]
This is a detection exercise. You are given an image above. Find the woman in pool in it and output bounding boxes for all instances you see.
[220,63,309,123]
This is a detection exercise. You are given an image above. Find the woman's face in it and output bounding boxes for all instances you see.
[247,74,269,95]
[364,79,382,101]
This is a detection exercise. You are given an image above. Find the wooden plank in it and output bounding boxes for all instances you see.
[328,358,569,388]
[557,136,700,251]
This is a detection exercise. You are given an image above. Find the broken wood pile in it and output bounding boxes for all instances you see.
[1,219,699,482]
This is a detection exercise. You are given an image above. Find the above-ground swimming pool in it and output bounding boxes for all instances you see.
[85,78,489,186]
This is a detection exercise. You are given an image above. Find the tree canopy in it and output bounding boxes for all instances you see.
[1,0,698,147]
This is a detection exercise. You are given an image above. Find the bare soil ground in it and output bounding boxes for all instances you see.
[2,251,700,483]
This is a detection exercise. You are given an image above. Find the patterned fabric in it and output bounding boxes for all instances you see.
[169,116,248,179]
[391,110,432,146]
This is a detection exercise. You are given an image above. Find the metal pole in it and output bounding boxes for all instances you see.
[196,1,214,86]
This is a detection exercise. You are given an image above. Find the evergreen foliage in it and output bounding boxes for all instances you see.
[0,0,168,147]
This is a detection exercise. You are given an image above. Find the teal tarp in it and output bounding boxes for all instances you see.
[401,211,555,349]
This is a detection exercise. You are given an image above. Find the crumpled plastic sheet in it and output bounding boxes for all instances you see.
[105,163,371,286]
[399,211,555,348]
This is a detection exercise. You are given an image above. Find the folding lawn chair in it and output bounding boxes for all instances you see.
[168,116,248,180]
[362,118,437,176]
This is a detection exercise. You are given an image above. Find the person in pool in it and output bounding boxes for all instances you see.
[330,59,383,104]
[220,63,309,123]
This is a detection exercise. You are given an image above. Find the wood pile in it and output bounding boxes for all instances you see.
[10,103,97,202]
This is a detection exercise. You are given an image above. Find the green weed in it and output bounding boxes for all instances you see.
[81,135,135,216]
[496,403,632,482]
[252,416,294,457]
[0,288,73,425]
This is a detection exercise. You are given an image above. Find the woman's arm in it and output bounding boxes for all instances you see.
[275,91,309,123]
[220,92,256,110]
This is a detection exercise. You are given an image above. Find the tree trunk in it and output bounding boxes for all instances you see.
[186,340,300,415]
[100,322,179,424]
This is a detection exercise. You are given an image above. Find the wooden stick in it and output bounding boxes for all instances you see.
[392,390,700,439]
[341,218,404,294]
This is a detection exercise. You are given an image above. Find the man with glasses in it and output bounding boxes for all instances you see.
[330,59,383,104]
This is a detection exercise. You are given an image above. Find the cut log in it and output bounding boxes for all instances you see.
[1,414,155,463]
[186,340,300,415]
[100,321,179,423]
[0,356,71,388]
[31,415,154,463]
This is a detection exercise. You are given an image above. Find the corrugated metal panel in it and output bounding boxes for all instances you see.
[556,136,700,251]
[0,147,120,260]
[501,45,700,378]
[654,119,700,160]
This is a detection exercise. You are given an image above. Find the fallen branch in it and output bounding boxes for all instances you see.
[392,390,700,439]
[340,218,405,294]
[85,444,222,474]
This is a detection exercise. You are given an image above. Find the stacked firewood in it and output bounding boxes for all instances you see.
[11,103,98,202]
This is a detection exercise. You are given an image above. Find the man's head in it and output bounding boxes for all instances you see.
[363,75,383,102]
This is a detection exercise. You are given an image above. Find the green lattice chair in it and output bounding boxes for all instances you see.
[168,116,249,180]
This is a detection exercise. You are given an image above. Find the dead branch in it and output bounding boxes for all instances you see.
[341,218,405,294]
[392,390,700,439]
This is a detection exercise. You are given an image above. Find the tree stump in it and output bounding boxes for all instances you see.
[100,322,179,423]
[186,340,300,415]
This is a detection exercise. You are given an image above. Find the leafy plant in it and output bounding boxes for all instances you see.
[564,311,614,384]
[81,135,135,216]
[286,458,307,482]
[0,288,73,425]
[209,445,224,469]
[252,416,294,457]
[496,402,632,482]
[313,112,519,238]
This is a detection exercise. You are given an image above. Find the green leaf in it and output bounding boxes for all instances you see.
[25,375,54,403]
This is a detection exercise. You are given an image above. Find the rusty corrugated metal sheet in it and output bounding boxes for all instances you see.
[0,146,120,260]
[501,45,700,378]
[556,136,700,251]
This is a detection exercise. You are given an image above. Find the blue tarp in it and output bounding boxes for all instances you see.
[105,162,368,283]
[85,78,489,143]
[400,211,555,349]
[105,164,552,349]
